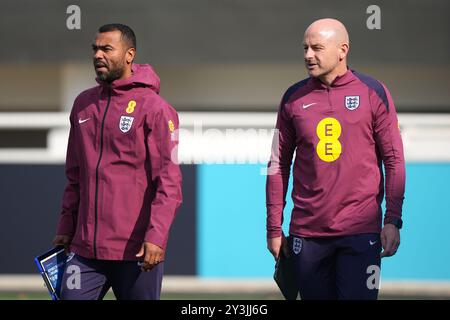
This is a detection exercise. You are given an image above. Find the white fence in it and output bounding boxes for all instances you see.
[1,112,450,163]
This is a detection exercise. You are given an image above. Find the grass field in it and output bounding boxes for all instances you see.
[0,291,448,300]
[0,291,284,300]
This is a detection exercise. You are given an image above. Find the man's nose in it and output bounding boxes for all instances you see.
[304,47,314,60]
[93,50,103,60]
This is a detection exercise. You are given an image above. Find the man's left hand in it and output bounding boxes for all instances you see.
[380,224,400,258]
[136,242,165,272]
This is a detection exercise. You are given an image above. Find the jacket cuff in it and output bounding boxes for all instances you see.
[144,229,167,250]
[266,203,284,239]
[267,229,283,239]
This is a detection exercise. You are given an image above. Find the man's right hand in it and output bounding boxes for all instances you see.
[267,234,290,260]
[52,235,72,253]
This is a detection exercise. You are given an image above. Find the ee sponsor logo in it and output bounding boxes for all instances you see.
[316,117,342,162]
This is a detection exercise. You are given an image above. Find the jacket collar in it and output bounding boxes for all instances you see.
[310,68,356,89]
[96,63,161,95]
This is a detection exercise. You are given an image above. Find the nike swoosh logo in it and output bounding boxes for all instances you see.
[78,118,91,124]
[302,103,317,109]
[369,240,377,246]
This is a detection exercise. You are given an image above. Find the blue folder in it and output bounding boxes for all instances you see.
[34,246,67,300]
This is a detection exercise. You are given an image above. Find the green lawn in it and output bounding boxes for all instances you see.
[0,291,284,300]
[0,291,447,300]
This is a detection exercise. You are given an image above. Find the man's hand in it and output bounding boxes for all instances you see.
[136,242,165,272]
[52,235,72,254]
[267,234,290,260]
[380,224,400,258]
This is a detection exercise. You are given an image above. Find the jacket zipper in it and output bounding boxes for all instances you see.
[93,87,112,259]
[327,87,333,112]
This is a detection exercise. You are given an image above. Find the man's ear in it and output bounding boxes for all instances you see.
[339,43,349,61]
[126,48,136,65]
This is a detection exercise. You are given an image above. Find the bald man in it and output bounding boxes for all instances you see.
[266,18,405,300]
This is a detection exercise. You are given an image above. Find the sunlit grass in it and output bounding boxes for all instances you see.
[0,291,284,300]
[0,291,447,300]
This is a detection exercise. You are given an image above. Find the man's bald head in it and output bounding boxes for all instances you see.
[303,18,350,85]
[305,18,349,47]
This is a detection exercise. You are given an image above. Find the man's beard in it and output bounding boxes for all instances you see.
[96,63,125,83]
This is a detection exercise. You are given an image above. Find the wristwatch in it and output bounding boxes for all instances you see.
[385,217,403,229]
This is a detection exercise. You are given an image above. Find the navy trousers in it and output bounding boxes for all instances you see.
[289,233,382,300]
[60,253,164,300]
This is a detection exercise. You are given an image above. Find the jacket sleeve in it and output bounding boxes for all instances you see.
[266,98,296,239]
[144,104,183,249]
[372,84,406,226]
[56,112,79,237]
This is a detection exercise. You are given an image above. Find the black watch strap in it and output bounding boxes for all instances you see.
[385,217,403,229]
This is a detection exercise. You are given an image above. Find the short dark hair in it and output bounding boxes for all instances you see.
[98,23,136,50]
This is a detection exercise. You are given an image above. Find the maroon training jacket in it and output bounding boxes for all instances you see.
[56,64,182,260]
[266,69,405,239]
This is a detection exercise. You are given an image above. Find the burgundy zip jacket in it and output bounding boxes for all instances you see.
[266,69,405,239]
[56,64,182,260]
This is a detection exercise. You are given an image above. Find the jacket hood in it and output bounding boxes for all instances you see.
[96,63,160,94]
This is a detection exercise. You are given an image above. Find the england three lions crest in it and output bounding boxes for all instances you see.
[345,95,360,110]
[119,116,134,133]
[292,237,302,254]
